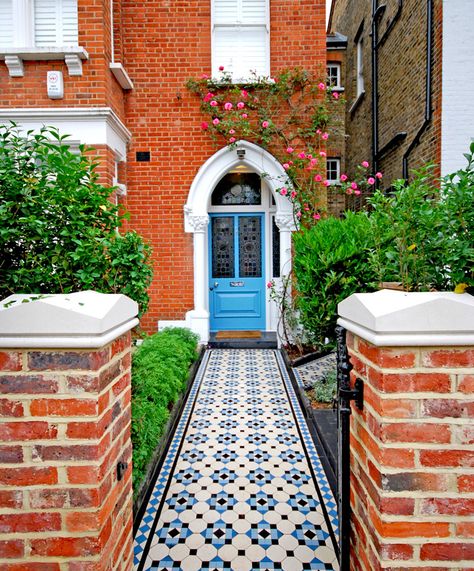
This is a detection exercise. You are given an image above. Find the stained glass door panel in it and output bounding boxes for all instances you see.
[209,214,265,331]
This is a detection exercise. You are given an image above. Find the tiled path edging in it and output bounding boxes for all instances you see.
[134,349,339,570]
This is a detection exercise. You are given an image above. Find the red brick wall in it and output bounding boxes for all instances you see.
[121,0,327,331]
[347,333,474,570]
[0,0,126,123]
[0,334,133,570]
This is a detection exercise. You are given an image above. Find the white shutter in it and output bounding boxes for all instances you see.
[35,0,78,47]
[213,26,268,80]
[241,0,267,24]
[214,0,238,24]
[0,0,13,48]
[61,0,78,45]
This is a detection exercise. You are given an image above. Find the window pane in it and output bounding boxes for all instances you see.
[213,26,268,80]
[327,159,340,182]
[35,0,78,47]
[212,217,235,278]
[212,173,261,205]
[239,216,262,278]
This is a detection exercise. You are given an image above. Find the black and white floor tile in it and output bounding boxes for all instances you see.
[134,349,339,570]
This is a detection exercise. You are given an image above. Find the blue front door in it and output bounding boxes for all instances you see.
[209,214,265,331]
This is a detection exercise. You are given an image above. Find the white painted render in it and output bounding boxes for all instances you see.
[0,107,131,160]
[338,290,474,346]
[441,0,474,176]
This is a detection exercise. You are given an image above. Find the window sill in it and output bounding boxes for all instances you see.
[109,62,134,90]
[0,46,89,77]
[349,90,365,115]
[331,86,345,92]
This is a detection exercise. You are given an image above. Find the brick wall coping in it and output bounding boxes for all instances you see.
[338,290,474,346]
[0,291,138,348]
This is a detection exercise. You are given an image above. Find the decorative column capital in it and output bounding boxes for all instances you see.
[275,214,295,231]
[188,215,210,233]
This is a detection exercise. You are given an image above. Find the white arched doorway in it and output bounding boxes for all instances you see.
[160,140,295,343]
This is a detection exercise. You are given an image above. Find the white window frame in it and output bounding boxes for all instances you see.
[356,36,364,96]
[211,0,270,82]
[0,0,87,77]
[326,158,341,184]
[327,62,342,90]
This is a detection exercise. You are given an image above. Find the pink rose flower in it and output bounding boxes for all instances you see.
[291,190,297,199]
[316,129,321,134]
[210,100,218,107]
[323,180,331,187]
[314,174,323,182]
[351,182,358,190]
[346,189,353,195]
[241,90,248,98]
[237,102,245,109]
[280,187,288,196]
[219,65,225,71]
[332,91,339,99]
[242,113,248,119]
[367,177,376,185]
[319,151,327,157]
[361,161,369,168]
[376,172,383,179]
[286,147,294,153]
[318,82,326,90]
[262,120,269,128]
[201,73,209,79]
[203,92,214,102]
[340,174,348,182]
[296,211,302,219]
[307,154,313,159]
[229,137,236,143]
[354,189,361,195]
[267,281,273,289]
[201,122,209,130]
[310,158,318,167]
[313,213,321,220]
[224,102,233,111]
[212,118,220,126]
[298,152,306,159]
[288,161,294,166]
[229,129,235,135]
[283,163,290,170]
[322,133,329,140]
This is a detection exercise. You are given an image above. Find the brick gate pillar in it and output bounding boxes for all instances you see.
[0,291,138,571]
[337,290,474,571]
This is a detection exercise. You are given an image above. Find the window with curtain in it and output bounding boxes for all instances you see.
[212,0,269,81]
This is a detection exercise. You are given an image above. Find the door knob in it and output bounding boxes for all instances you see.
[214,282,219,288]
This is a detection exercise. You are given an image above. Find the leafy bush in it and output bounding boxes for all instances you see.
[293,211,378,349]
[312,369,337,404]
[0,124,153,314]
[131,328,199,494]
[368,154,474,292]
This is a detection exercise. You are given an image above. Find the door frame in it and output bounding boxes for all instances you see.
[158,141,296,343]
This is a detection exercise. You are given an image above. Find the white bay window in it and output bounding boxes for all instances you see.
[212,0,270,81]
[0,0,86,77]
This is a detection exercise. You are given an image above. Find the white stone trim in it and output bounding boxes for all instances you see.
[184,140,295,343]
[0,291,139,349]
[0,47,89,77]
[0,107,131,160]
[338,290,474,347]
[109,62,134,90]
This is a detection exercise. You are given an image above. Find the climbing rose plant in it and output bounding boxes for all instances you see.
[187,68,379,226]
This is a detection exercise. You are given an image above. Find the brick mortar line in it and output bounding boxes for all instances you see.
[362,381,473,400]
[349,429,474,480]
[350,417,474,454]
[360,398,472,426]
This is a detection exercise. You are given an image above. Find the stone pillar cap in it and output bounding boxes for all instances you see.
[338,290,474,346]
[0,291,139,348]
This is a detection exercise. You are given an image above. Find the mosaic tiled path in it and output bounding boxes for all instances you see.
[134,349,339,571]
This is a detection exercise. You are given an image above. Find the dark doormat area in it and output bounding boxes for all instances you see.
[215,330,262,339]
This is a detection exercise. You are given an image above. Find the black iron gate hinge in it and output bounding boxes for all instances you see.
[339,378,364,411]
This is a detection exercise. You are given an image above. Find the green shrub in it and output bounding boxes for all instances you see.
[0,124,153,314]
[293,211,378,349]
[312,369,337,404]
[131,327,199,494]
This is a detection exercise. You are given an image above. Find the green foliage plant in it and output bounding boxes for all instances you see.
[368,148,474,292]
[312,369,337,404]
[131,327,199,495]
[293,211,378,350]
[0,124,153,314]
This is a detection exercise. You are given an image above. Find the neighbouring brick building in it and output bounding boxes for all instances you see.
[0,0,328,340]
[328,0,474,185]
